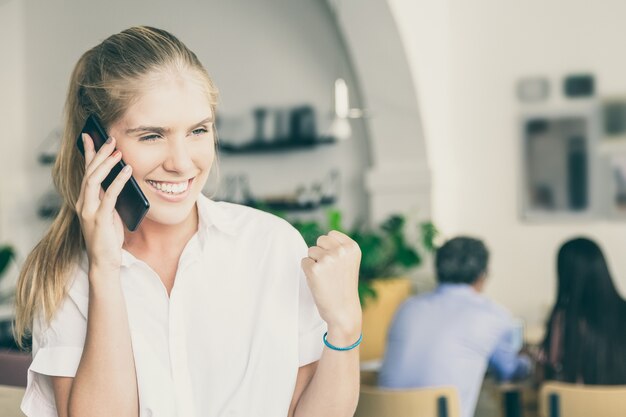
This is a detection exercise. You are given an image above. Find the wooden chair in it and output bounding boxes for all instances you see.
[355,371,461,417]
[539,381,626,417]
[360,278,412,361]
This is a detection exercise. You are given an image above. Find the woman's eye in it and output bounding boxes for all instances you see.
[192,128,208,136]
[139,134,161,142]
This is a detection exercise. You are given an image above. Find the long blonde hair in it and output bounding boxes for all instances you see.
[14,26,219,348]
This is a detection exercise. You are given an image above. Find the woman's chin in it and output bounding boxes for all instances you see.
[143,199,198,227]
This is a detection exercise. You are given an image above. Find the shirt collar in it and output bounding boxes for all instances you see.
[121,249,139,268]
[196,193,237,240]
[120,194,236,267]
[436,282,478,295]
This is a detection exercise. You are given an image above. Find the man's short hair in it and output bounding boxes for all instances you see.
[435,237,489,284]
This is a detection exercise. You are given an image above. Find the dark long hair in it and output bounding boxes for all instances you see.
[542,237,626,385]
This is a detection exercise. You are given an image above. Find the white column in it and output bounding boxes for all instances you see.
[328,0,432,224]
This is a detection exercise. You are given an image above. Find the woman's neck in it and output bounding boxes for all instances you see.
[122,204,199,256]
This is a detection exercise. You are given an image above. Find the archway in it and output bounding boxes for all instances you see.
[326,0,431,222]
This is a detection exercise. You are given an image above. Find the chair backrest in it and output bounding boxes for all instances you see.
[360,278,412,361]
[539,381,626,417]
[355,371,461,417]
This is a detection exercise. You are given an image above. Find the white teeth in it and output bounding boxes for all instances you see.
[147,180,189,195]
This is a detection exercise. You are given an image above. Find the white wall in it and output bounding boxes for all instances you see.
[0,0,27,293]
[390,0,626,325]
[0,0,371,269]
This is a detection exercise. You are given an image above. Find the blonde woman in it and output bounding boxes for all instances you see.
[14,26,362,417]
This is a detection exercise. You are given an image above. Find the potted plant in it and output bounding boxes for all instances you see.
[287,210,438,361]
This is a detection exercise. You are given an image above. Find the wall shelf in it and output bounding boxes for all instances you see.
[38,153,56,165]
[220,197,336,213]
[218,136,336,155]
[255,196,336,212]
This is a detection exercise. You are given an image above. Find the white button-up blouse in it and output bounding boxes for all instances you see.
[21,194,327,417]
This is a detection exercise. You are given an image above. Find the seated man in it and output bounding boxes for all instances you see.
[378,236,530,417]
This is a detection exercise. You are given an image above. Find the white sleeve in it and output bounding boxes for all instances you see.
[298,267,327,366]
[294,236,327,367]
[21,270,89,417]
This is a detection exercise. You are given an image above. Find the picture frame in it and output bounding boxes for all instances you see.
[519,104,601,221]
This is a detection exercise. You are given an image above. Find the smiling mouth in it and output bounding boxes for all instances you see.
[146,178,194,195]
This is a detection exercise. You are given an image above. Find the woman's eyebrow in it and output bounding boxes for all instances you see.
[192,116,214,127]
[125,116,214,135]
[125,125,170,135]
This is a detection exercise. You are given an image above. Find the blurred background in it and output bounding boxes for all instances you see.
[3,0,626,416]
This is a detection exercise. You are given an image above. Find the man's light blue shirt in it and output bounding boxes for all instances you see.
[378,283,530,417]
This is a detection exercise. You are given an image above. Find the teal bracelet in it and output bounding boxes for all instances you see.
[323,331,363,351]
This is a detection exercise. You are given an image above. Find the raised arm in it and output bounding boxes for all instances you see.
[52,134,139,417]
[292,231,362,417]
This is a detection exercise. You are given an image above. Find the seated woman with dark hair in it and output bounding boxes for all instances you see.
[539,237,626,385]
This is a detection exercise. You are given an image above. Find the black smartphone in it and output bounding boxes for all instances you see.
[76,114,150,232]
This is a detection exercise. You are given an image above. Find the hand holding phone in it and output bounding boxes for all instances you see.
[76,114,150,231]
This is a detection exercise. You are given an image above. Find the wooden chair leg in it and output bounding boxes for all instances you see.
[549,393,560,417]
[437,396,448,417]
[503,389,523,417]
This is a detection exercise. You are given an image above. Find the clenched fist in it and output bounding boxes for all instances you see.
[302,230,363,346]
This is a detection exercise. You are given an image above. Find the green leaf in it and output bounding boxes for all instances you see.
[327,209,344,232]
[397,247,421,268]
[420,221,439,252]
[381,215,404,234]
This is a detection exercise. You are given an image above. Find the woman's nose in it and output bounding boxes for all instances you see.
[163,137,195,173]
